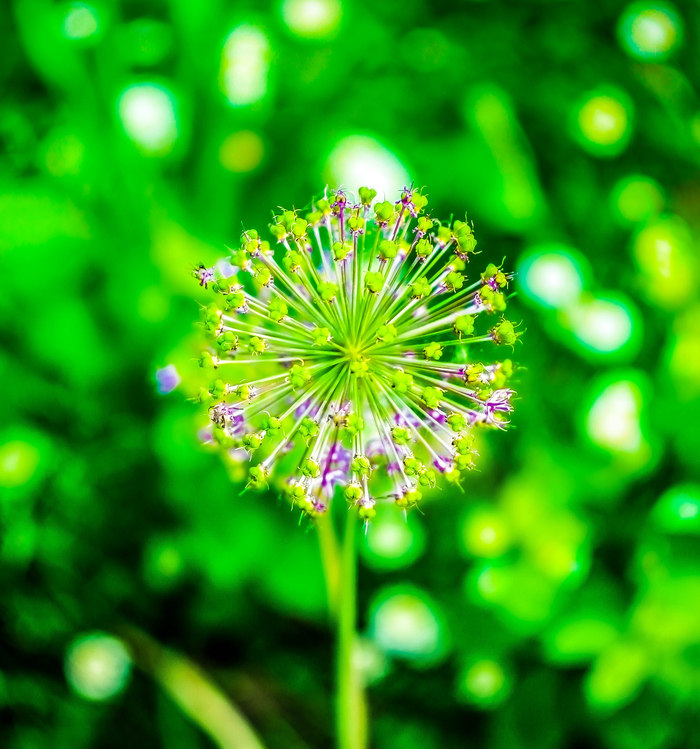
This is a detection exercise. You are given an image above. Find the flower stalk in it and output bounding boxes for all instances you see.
[336,509,366,749]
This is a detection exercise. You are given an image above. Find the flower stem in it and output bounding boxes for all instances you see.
[336,509,367,749]
[316,510,340,619]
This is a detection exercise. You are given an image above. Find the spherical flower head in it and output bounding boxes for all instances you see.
[190,186,520,523]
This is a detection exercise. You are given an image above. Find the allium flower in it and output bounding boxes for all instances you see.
[192,186,519,521]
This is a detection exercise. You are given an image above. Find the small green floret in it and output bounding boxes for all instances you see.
[453,433,474,454]
[455,453,475,471]
[391,370,414,393]
[299,417,319,443]
[447,413,467,432]
[396,488,422,508]
[444,270,465,292]
[391,426,411,445]
[288,364,311,389]
[453,314,475,338]
[491,318,520,347]
[482,263,508,288]
[248,336,266,354]
[253,266,272,288]
[374,201,394,224]
[344,484,363,503]
[310,326,331,346]
[418,468,437,488]
[318,281,338,302]
[359,186,377,205]
[247,465,268,490]
[415,238,432,259]
[416,216,433,234]
[216,331,238,352]
[350,357,369,377]
[365,271,384,293]
[290,218,308,238]
[403,456,423,475]
[198,351,216,369]
[421,386,443,409]
[211,425,234,448]
[463,363,486,385]
[283,249,304,272]
[348,214,365,234]
[242,432,263,451]
[479,285,507,312]
[209,379,228,399]
[332,240,352,261]
[286,482,307,504]
[224,290,246,311]
[410,277,431,298]
[301,458,320,478]
[268,296,288,322]
[358,504,376,520]
[261,414,283,435]
[234,384,254,400]
[343,413,365,437]
[424,342,443,360]
[377,323,398,343]
[351,455,371,478]
[378,239,398,261]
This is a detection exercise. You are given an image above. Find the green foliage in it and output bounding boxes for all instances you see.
[2,0,700,748]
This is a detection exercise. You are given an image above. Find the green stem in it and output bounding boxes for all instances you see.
[336,509,367,749]
[316,509,340,619]
[120,625,268,749]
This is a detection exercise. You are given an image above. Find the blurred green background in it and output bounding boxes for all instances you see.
[2,0,700,747]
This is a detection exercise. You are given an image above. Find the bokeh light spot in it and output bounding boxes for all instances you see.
[219,130,265,173]
[566,296,636,354]
[464,562,512,606]
[118,83,178,155]
[220,25,270,107]
[65,633,132,701]
[518,245,586,309]
[545,616,619,665]
[155,364,181,395]
[576,91,632,155]
[456,659,510,708]
[586,378,644,453]
[363,513,421,568]
[353,638,389,685]
[585,639,649,708]
[668,306,700,399]
[611,174,665,224]
[143,536,185,590]
[461,506,512,559]
[62,3,99,40]
[281,0,341,38]
[651,485,700,534]
[632,217,696,309]
[618,2,682,61]
[324,135,410,200]
[0,440,41,488]
[369,587,446,663]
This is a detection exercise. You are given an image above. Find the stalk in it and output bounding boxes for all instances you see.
[335,509,367,749]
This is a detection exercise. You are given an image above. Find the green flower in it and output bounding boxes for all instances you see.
[191,186,518,521]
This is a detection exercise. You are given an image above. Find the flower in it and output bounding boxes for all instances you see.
[192,186,519,521]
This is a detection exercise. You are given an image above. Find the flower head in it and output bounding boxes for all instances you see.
[192,186,519,521]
